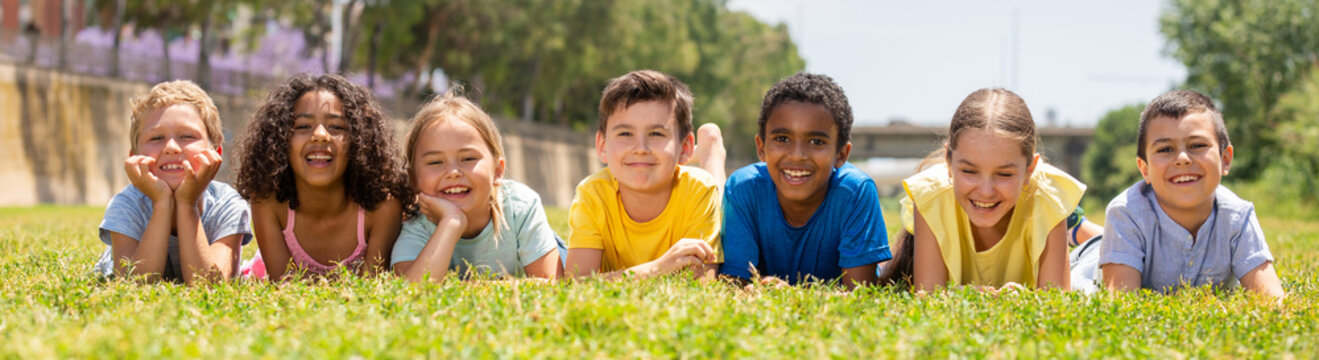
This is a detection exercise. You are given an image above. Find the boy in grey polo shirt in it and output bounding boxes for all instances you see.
[1083,90,1283,300]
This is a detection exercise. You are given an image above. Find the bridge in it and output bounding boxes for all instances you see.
[849,123,1094,181]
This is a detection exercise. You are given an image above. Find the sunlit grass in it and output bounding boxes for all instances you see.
[2,204,1316,357]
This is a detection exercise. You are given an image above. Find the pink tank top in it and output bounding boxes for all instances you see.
[283,206,367,275]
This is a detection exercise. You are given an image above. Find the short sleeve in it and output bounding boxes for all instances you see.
[718,179,759,279]
[1228,207,1274,280]
[1099,198,1147,274]
[202,185,255,246]
[837,180,892,268]
[509,185,560,267]
[391,217,434,266]
[568,183,605,250]
[99,187,149,245]
[681,174,723,263]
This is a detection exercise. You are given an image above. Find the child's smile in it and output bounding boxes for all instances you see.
[1138,111,1232,230]
[288,90,351,189]
[948,128,1036,237]
[596,100,690,195]
[412,118,503,235]
[757,101,849,226]
[136,104,213,190]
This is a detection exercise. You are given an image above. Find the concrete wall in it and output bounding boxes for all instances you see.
[0,63,601,208]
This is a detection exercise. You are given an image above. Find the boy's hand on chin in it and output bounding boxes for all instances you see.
[124,155,172,202]
[418,193,467,229]
[175,149,222,204]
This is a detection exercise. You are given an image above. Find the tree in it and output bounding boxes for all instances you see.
[1161,0,1319,180]
[1268,65,1319,203]
[1080,104,1144,207]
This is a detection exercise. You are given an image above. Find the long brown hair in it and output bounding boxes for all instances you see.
[878,88,1038,286]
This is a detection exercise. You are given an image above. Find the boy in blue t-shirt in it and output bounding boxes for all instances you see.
[720,73,891,287]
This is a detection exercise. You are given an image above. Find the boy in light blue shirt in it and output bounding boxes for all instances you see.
[1085,90,1283,300]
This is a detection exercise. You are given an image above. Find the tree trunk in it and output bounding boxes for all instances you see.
[408,9,444,97]
[109,0,123,77]
[197,3,214,88]
[338,0,362,73]
[161,28,172,82]
[367,20,380,90]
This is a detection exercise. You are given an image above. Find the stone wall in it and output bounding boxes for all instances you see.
[0,63,601,208]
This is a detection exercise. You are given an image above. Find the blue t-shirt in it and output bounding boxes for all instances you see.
[94,182,254,280]
[1099,181,1274,292]
[719,162,892,284]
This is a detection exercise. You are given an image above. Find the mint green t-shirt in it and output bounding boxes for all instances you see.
[391,180,562,277]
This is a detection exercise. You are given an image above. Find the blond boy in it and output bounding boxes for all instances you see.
[93,80,253,284]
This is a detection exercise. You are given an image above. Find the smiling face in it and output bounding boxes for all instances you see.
[1138,112,1232,217]
[135,104,214,189]
[287,90,351,189]
[757,101,850,212]
[596,100,693,194]
[948,128,1037,232]
[411,118,504,228]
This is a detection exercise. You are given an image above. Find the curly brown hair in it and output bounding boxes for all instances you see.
[235,73,414,214]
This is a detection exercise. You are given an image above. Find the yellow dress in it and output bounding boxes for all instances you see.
[900,162,1084,287]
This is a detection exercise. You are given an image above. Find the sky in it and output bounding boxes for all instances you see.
[725,0,1188,127]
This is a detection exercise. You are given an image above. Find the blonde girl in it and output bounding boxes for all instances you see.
[392,92,563,281]
[880,88,1084,292]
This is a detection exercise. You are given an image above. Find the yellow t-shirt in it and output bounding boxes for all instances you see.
[568,166,723,272]
[900,162,1083,287]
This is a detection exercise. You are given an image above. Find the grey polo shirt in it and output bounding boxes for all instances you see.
[1099,181,1274,293]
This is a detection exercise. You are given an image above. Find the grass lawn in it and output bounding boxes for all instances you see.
[2,201,1316,358]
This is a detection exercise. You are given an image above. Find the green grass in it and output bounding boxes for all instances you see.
[3,204,1317,358]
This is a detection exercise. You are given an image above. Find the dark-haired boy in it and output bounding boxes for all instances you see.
[566,70,724,279]
[1096,90,1284,300]
[719,73,891,288]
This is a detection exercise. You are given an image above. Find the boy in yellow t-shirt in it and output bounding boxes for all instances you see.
[566,70,725,279]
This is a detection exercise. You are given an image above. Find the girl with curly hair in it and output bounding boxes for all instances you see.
[236,74,411,280]
[391,91,564,281]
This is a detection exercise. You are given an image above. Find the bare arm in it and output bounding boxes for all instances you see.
[397,193,465,283]
[362,198,404,276]
[1102,263,1143,293]
[112,156,175,280]
[566,239,716,280]
[173,201,243,284]
[395,217,463,282]
[1035,221,1070,290]
[522,248,561,279]
[840,264,878,289]
[250,199,293,281]
[911,209,949,292]
[1239,261,1285,301]
[173,149,237,284]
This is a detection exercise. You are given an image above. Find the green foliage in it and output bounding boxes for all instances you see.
[1265,66,1319,205]
[1160,0,1319,180]
[3,206,1319,357]
[1081,104,1144,208]
[366,0,804,162]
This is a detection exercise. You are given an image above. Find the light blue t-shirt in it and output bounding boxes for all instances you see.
[94,182,254,280]
[1097,181,1274,292]
[391,180,562,277]
[719,162,892,284]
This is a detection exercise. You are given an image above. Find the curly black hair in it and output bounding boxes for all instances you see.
[758,72,853,151]
[235,73,414,214]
